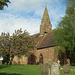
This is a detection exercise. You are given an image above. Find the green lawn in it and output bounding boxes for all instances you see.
[61,65,75,69]
[0,64,75,75]
[60,70,75,75]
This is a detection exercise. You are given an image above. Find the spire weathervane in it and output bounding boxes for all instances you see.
[46,2,47,6]
[46,2,47,7]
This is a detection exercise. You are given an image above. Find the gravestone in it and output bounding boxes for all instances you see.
[51,61,60,75]
[48,59,52,66]
[48,59,52,75]
[63,59,70,74]
[41,60,60,75]
[41,63,50,75]
[57,60,60,69]
[67,59,70,66]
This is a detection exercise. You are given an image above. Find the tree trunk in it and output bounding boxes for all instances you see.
[64,52,67,64]
[9,53,12,65]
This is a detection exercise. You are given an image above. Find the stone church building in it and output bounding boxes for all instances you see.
[13,6,58,64]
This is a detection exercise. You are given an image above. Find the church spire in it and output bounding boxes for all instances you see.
[40,6,52,35]
[43,5,49,18]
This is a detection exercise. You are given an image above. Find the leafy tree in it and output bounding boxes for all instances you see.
[54,0,75,64]
[0,0,10,10]
[0,32,10,64]
[0,29,35,65]
[12,29,35,57]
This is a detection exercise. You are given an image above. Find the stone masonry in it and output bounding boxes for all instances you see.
[36,47,58,64]
[40,6,52,35]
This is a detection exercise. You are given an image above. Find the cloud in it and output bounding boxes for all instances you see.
[0,0,66,35]
[8,0,59,12]
[0,13,41,35]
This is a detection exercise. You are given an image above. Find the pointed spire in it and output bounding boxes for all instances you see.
[41,5,50,25]
[43,5,49,18]
[40,6,52,35]
[41,5,50,26]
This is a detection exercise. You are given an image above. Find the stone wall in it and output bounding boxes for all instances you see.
[13,55,28,64]
[12,47,58,65]
[36,47,58,64]
[0,60,2,64]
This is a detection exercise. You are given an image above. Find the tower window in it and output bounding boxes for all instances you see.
[44,32,47,33]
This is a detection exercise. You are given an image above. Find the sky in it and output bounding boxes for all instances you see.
[0,57,3,60]
[0,0,67,35]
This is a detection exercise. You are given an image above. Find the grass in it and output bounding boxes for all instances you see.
[71,66,75,69]
[60,70,75,75]
[0,64,75,75]
[61,65,75,69]
[0,64,40,75]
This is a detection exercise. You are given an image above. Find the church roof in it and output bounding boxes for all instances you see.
[31,33,42,43]
[37,32,55,49]
[31,32,55,50]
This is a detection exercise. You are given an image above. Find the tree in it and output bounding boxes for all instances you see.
[0,29,35,65]
[54,0,75,64]
[0,32,10,64]
[0,0,10,10]
[12,29,35,56]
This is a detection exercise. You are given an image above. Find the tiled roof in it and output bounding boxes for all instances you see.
[31,33,43,47]
[31,33,43,42]
[31,32,55,49]
[37,32,55,49]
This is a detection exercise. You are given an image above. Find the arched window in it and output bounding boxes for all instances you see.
[39,53,43,64]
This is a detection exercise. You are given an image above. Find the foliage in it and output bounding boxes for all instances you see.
[12,29,35,56]
[54,0,75,64]
[0,32,10,64]
[0,29,35,64]
[0,0,10,10]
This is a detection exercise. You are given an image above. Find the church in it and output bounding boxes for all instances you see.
[13,6,58,64]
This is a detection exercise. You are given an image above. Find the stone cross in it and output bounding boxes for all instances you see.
[57,60,60,69]
[57,60,60,64]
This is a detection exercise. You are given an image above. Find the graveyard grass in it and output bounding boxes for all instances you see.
[0,64,75,75]
[61,65,75,69]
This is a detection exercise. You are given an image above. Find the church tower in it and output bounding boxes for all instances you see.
[40,6,52,35]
